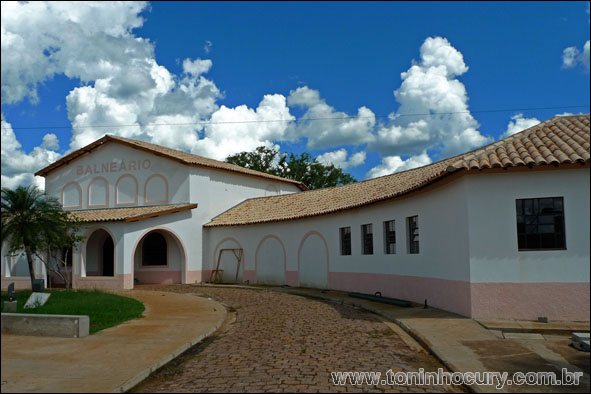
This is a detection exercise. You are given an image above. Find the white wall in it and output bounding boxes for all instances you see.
[204,175,472,282]
[465,167,590,283]
[45,143,191,209]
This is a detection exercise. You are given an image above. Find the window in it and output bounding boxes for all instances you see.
[142,232,167,266]
[340,227,351,256]
[384,220,396,254]
[361,224,373,255]
[516,197,565,250]
[407,216,419,254]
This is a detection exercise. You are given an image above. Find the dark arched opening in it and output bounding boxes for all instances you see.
[102,237,114,276]
[142,232,167,266]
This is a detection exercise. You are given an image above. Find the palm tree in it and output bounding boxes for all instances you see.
[1,185,74,289]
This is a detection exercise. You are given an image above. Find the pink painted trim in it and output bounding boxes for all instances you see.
[471,282,590,321]
[87,176,110,208]
[296,230,330,288]
[82,227,117,277]
[243,270,256,284]
[255,234,287,284]
[131,226,187,286]
[186,270,207,284]
[115,174,139,206]
[134,270,181,285]
[72,274,130,291]
[144,174,169,204]
[211,237,245,282]
[285,271,299,287]
[1,276,36,291]
[330,271,472,317]
[61,181,82,209]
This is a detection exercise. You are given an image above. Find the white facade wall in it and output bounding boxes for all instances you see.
[464,167,590,320]
[205,176,473,315]
[44,144,191,209]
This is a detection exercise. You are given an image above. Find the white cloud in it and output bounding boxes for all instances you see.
[501,113,540,138]
[287,86,376,150]
[316,149,366,170]
[192,94,295,160]
[203,40,212,54]
[562,41,590,71]
[1,1,148,104]
[41,134,60,150]
[366,152,432,179]
[1,114,60,190]
[369,36,490,159]
[182,58,212,76]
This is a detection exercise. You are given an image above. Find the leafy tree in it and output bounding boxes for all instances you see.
[226,146,357,190]
[1,185,83,290]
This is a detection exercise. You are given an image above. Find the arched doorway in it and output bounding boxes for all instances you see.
[298,232,329,289]
[85,229,115,277]
[255,235,286,285]
[133,229,185,285]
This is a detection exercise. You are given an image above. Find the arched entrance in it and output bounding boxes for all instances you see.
[85,229,115,277]
[298,232,329,289]
[255,235,286,285]
[133,228,185,285]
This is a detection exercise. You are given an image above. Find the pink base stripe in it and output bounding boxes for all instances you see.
[285,271,299,287]
[72,274,132,290]
[1,276,44,291]
[329,272,472,317]
[471,282,590,321]
[134,270,181,285]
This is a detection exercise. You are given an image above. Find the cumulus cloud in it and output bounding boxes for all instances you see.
[316,149,366,170]
[562,40,590,71]
[192,94,295,160]
[501,113,541,138]
[287,86,376,150]
[1,114,60,190]
[2,4,497,188]
[1,1,148,105]
[366,152,432,179]
[367,36,490,177]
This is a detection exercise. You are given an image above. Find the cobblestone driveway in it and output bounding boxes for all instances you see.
[131,285,464,393]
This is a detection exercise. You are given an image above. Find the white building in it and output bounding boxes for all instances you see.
[2,114,589,321]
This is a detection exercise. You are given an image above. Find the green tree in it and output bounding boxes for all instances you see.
[226,146,357,190]
[1,185,82,290]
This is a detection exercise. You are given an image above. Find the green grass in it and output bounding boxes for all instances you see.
[1,289,145,334]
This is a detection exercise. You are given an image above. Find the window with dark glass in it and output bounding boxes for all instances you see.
[340,227,351,256]
[362,224,373,255]
[516,197,565,250]
[142,232,167,266]
[407,216,419,254]
[384,220,396,254]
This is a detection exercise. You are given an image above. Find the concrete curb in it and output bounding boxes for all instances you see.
[113,295,228,394]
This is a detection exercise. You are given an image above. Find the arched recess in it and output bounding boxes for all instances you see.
[115,174,138,206]
[255,235,286,285]
[144,174,168,204]
[132,227,185,285]
[62,182,82,209]
[212,237,244,283]
[297,231,329,289]
[84,228,115,277]
[88,177,109,208]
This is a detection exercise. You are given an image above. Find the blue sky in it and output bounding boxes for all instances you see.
[1,1,589,188]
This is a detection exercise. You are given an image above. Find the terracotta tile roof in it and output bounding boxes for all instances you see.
[35,135,308,191]
[205,114,590,227]
[68,203,197,223]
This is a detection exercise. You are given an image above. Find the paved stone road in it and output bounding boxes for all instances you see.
[131,285,465,393]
